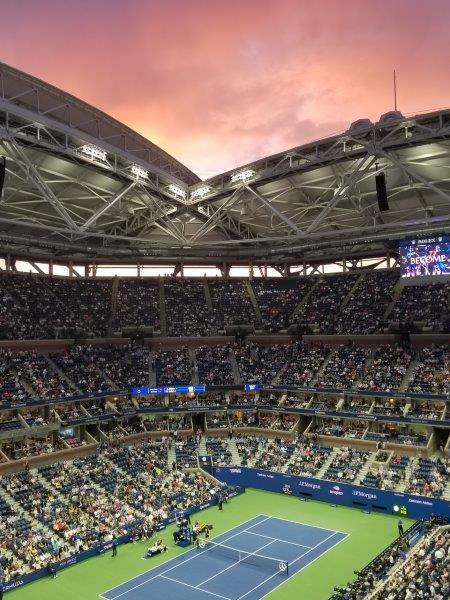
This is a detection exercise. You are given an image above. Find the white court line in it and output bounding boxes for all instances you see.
[259,532,350,600]
[260,513,348,536]
[197,539,276,588]
[160,575,232,600]
[100,515,271,600]
[238,531,350,600]
[243,529,312,549]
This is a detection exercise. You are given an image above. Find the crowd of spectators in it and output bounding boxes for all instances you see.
[20,351,74,400]
[316,343,369,389]
[407,401,444,421]
[114,279,160,331]
[388,281,449,331]
[408,345,449,395]
[284,394,313,408]
[234,342,289,384]
[154,348,192,386]
[311,419,367,439]
[286,439,333,477]
[0,273,113,339]
[0,273,52,339]
[332,517,447,600]
[0,441,227,582]
[334,270,399,334]
[234,435,261,465]
[253,438,297,470]
[165,280,213,336]
[251,278,311,331]
[378,525,450,599]
[362,462,405,490]
[50,345,112,394]
[372,399,404,417]
[406,457,449,498]
[229,411,258,428]
[324,447,370,482]
[195,345,234,385]
[293,273,359,333]
[278,341,330,385]
[0,350,32,405]
[206,412,229,429]
[205,438,232,466]
[3,437,63,460]
[341,398,373,414]
[357,344,413,392]
[209,280,257,328]
[0,271,448,341]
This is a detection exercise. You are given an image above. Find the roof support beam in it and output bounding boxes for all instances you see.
[3,139,80,231]
[245,184,302,234]
[304,155,378,234]
[375,148,450,205]
[80,181,137,231]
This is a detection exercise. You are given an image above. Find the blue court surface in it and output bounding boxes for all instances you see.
[100,515,348,600]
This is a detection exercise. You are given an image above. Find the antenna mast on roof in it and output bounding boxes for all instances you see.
[393,69,397,111]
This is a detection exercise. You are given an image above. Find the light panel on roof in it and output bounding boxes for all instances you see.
[190,186,211,199]
[79,144,107,162]
[130,165,149,180]
[231,169,254,183]
[168,184,187,199]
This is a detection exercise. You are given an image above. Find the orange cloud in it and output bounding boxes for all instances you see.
[0,0,449,178]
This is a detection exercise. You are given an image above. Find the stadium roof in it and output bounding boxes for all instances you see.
[0,62,449,266]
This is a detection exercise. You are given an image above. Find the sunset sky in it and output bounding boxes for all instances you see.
[1,0,449,179]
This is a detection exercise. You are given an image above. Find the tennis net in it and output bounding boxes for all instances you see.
[197,538,289,575]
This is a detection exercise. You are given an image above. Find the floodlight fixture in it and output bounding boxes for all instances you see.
[190,185,211,200]
[231,169,254,183]
[168,184,187,199]
[80,144,107,162]
[130,165,149,180]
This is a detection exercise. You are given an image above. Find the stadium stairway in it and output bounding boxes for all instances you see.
[158,278,166,335]
[352,352,375,390]
[316,448,340,478]
[229,349,242,384]
[291,278,320,318]
[310,350,334,386]
[197,435,208,456]
[395,460,414,493]
[167,442,177,468]
[381,278,403,321]
[149,351,157,386]
[354,453,378,485]
[45,355,82,394]
[189,347,199,385]
[227,438,242,466]
[341,273,365,308]
[245,281,262,323]
[108,276,119,335]
[399,355,420,392]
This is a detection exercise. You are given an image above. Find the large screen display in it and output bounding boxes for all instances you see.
[400,235,450,278]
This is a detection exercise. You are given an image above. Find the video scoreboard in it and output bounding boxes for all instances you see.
[400,235,450,278]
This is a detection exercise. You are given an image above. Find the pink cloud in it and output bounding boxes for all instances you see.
[0,0,449,178]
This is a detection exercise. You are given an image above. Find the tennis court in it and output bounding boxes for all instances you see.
[100,515,348,600]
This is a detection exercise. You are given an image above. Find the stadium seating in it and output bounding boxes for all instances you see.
[0,267,447,592]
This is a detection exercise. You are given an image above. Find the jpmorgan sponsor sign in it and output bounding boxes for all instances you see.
[215,466,450,520]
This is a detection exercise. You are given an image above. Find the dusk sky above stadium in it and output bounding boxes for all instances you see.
[1,0,449,179]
